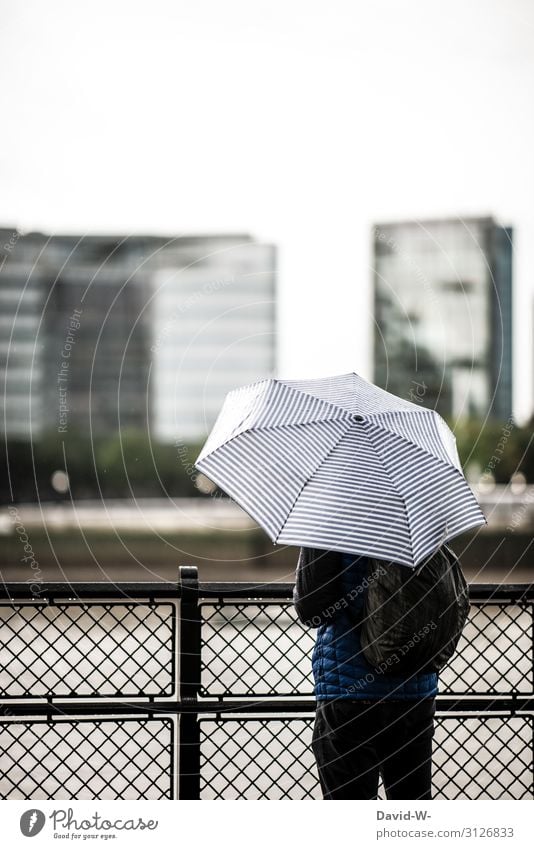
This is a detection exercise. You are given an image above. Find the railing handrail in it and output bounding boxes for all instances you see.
[1,577,534,601]
[195,581,534,601]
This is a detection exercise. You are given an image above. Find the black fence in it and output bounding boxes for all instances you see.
[1,567,533,799]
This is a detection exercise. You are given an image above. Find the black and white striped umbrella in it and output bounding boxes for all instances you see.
[195,372,486,568]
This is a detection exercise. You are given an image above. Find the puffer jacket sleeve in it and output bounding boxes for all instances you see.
[292,547,344,628]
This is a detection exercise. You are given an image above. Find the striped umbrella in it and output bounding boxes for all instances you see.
[195,372,486,568]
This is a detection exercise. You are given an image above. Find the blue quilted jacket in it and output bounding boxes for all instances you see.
[294,549,439,700]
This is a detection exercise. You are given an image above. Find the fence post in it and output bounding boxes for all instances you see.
[178,565,201,800]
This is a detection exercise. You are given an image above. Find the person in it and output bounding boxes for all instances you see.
[293,546,438,800]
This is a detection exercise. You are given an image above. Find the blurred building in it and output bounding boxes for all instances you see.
[373,217,512,420]
[0,229,46,436]
[151,239,276,441]
[0,230,276,441]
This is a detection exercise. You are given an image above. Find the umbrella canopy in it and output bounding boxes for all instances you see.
[195,372,486,568]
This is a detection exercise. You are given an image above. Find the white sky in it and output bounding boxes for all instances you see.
[1,0,533,421]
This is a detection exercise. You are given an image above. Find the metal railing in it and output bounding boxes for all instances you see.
[0,567,533,799]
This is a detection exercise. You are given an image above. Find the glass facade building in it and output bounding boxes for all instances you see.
[0,230,46,437]
[373,218,512,421]
[0,231,276,441]
[150,240,276,442]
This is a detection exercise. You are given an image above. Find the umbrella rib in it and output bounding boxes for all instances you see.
[365,421,474,493]
[273,419,416,563]
[248,414,354,435]
[358,421,416,564]
[275,380,359,419]
[367,411,458,472]
[364,425,485,562]
[273,419,355,545]
[200,414,354,462]
[361,426,430,565]
[346,420,420,560]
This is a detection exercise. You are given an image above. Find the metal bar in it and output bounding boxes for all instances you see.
[532,606,534,796]
[467,586,534,601]
[198,582,298,599]
[0,582,182,599]
[1,580,533,601]
[178,566,201,800]
[0,579,297,600]
[1,697,534,716]
[197,582,534,600]
[180,567,202,700]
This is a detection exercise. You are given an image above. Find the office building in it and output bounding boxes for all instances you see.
[0,229,46,436]
[150,239,276,441]
[0,230,276,441]
[373,217,512,420]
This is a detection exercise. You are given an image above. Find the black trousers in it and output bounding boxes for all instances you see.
[311,697,436,800]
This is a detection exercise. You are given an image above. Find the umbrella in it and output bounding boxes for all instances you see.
[194,372,486,568]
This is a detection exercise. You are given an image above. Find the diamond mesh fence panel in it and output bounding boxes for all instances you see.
[200,603,315,697]
[199,717,323,799]
[1,587,532,800]
[0,718,174,799]
[200,600,534,697]
[199,713,534,800]
[432,714,533,799]
[439,603,533,694]
[0,603,176,698]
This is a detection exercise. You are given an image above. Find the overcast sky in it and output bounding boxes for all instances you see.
[1,0,533,421]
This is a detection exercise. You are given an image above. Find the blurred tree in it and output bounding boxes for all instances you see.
[3,417,531,504]
[450,416,527,483]
[0,429,207,503]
